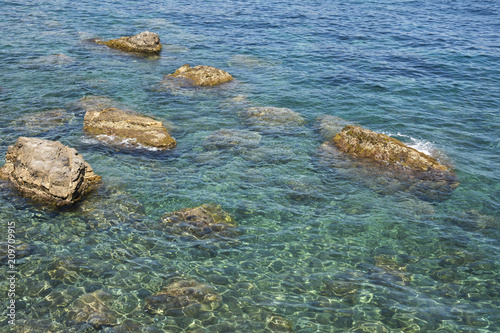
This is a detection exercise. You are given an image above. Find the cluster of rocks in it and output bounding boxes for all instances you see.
[0,30,462,332]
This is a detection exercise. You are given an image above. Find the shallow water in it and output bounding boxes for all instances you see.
[1,0,499,332]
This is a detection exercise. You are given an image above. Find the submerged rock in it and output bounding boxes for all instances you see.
[316,114,351,141]
[0,137,101,205]
[159,204,239,240]
[67,290,120,329]
[72,95,115,114]
[145,279,222,317]
[83,107,176,150]
[318,125,458,201]
[96,31,162,54]
[266,315,294,332]
[164,64,233,87]
[12,109,73,135]
[240,106,305,130]
[203,129,261,152]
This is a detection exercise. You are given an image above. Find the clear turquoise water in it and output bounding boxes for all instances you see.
[1,0,499,332]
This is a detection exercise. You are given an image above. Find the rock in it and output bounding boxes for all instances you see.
[159,204,239,240]
[67,290,120,329]
[165,64,233,87]
[316,115,350,141]
[333,125,453,174]
[0,241,34,263]
[203,129,261,152]
[318,125,459,201]
[96,31,162,54]
[83,107,176,150]
[145,279,222,316]
[266,315,294,332]
[372,255,412,286]
[240,106,305,130]
[0,137,101,205]
[74,95,115,114]
[12,109,73,135]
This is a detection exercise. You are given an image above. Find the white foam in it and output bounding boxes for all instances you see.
[80,135,163,151]
[382,131,435,156]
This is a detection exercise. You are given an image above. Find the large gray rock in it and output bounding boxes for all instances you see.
[96,31,162,54]
[0,137,101,205]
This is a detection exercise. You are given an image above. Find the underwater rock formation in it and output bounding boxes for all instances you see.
[165,64,233,87]
[203,129,262,151]
[315,114,351,141]
[266,315,294,332]
[159,204,239,240]
[318,125,458,201]
[95,31,162,54]
[67,290,120,329]
[83,107,176,149]
[0,137,101,205]
[240,106,305,131]
[12,109,73,136]
[145,279,222,317]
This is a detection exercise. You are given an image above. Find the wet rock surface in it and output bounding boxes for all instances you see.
[165,64,233,87]
[83,107,176,150]
[159,204,239,240]
[333,125,454,174]
[318,126,459,201]
[145,279,222,317]
[316,114,351,141]
[0,137,101,205]
[96,31,162,54]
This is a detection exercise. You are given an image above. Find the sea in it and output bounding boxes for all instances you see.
[0,0,499,332]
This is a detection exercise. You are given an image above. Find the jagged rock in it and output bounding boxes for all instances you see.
[83,107,176,149]
[165,64,233,87]
[203,129,261,151]
[67,290,120,329]
[240,106,305,130]
[159,204,239,240]
[318,125,458,201]
[145,279,222,317]
[0,137,101,205]
[333,125,453,174]
[96,31,162,54]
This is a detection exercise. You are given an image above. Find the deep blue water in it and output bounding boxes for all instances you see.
[0,0,499,332]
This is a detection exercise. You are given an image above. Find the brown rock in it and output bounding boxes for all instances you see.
[166,64,233,86]
[0,137,101,205]
[83,108,176,150]
[203,129,261,151]
[333,125,450,173]
[96,31,161,54]
[159,204,239,239]
[145,279,222,316]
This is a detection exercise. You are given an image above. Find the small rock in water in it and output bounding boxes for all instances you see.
[266,314,294,332]
[83,107,176,150]
[164,64,233,87]
[95,31,162,54]
[240,106,305,131]
[12,109,73,135]
[67,290,120,329]
[145,279,222,316]
[159,204,240,240]
[203,129,261,152]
